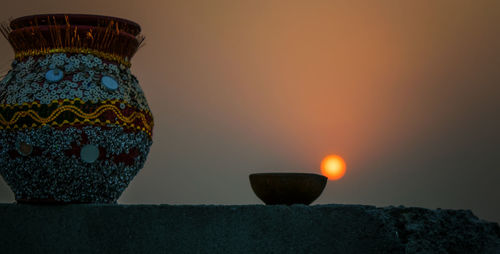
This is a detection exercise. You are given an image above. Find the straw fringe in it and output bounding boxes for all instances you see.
[1,15,144,65]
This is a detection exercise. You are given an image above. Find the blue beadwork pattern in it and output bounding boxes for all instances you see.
[0,54,149,110]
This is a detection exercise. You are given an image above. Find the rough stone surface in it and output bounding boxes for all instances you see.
[0,204,498,253]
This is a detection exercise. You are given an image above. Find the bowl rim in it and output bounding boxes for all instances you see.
[249,172,327,179]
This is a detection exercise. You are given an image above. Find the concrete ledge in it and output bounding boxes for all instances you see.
[0,204,498,253]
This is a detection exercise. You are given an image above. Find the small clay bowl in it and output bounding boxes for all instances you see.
[249,173,327,205]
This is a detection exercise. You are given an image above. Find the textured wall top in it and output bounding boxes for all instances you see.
[0,204,498,254]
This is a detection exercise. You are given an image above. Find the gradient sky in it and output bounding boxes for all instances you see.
[0,0,499,223]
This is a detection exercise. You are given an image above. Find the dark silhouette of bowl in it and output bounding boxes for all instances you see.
[249,173,327,205]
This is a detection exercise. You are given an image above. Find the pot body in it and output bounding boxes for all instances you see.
[0,53,153,203]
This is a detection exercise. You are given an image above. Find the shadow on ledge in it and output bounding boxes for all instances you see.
[0,204,498,254]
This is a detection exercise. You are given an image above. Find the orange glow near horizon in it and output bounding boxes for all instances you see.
[321,155,346,180]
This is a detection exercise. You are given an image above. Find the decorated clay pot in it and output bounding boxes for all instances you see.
[0,14,153,203]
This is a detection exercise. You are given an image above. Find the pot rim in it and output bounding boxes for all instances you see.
[10,13,141,36]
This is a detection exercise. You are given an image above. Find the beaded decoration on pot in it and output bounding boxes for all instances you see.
[0,14,153,203]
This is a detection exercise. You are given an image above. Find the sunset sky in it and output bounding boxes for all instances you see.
[0,0,499,223]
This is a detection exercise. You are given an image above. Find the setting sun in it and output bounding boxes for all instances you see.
[321,155,346,180]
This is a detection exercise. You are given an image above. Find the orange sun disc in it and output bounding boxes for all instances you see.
[320,155,346,180]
